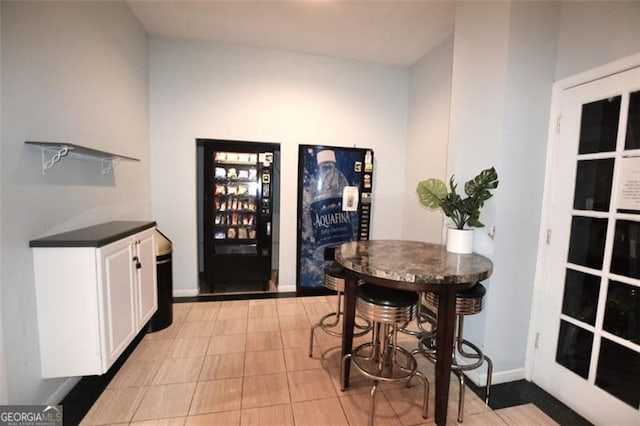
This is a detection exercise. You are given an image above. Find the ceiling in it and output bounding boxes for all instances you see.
[126,0,456,66]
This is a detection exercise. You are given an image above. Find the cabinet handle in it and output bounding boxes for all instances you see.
[132,256,142,269]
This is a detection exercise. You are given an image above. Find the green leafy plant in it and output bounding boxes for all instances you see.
[417,167,499,229]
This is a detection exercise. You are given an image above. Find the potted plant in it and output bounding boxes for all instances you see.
[417,167,499,253]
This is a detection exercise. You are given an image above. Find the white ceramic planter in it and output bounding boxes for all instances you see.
[446,228,474,254]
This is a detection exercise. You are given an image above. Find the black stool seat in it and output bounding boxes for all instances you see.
[324,262,346,292]
[324,261,345,279]
[424,283,486,316]
[456,283,486,299]
[358,283,418,308]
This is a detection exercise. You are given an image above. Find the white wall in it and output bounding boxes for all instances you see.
[485,1,560,379]
[446,2,509,382]
[555,1,640,80]
[446,1,559,383]
[0,1,149,404]
[402,37,454,243]
[149,37,409,294]
[447,2,509,196]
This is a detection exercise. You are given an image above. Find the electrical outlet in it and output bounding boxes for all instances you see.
[487,225,496,240]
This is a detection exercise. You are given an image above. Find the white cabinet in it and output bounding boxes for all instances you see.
[135,231,157,326]
[98,237,138,370]
[31,222,157,378]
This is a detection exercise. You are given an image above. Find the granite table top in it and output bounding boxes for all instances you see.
[335,240,493,285]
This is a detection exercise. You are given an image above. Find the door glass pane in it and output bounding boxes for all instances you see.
[567,216,608,269]
[556,320,593,379]
[595,338,640,408]
[561,269,601,325]
[573,159,615,211]
[578,96,621,154]
[603,280,640,344]
[610,220,640,279]
[624,90,640,150]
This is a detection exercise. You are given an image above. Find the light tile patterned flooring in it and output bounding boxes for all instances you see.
[81,296,558,425]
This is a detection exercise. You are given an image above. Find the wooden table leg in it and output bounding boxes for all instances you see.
[434,288,457,425]
[340,269,357,388]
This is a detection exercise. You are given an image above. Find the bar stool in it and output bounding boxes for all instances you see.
[416,283,493,423]
[341,283,429,426]
[308,260,371,357]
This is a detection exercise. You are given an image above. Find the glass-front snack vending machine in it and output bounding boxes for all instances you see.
[198,139,279,293]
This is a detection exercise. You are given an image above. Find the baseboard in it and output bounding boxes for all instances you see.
[277,283,296,292]
[47,377,81,405]
[173,288,199,297]
[465,367,526,387]
[465,379,591,425]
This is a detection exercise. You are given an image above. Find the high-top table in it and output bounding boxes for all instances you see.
[336,240,493,426]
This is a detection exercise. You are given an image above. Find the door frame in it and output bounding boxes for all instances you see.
[526,52,640,380]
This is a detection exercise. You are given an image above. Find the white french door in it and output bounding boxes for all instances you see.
[532,64,640,425]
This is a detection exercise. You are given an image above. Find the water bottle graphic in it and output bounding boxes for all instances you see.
[309,150,353,247]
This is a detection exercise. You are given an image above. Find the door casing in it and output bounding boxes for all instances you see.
[527,52,640,378]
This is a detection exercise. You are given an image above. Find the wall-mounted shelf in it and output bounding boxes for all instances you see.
[25,141,140,175]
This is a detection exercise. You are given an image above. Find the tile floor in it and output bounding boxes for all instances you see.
[80,296,559,425]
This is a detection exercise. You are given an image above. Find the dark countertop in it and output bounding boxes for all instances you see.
[29,221,156,248]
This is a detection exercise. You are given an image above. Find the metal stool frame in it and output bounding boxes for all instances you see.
[308,267,371,357]
[398,300,438,338]
[341,287,429,426]
[414,288,493,423]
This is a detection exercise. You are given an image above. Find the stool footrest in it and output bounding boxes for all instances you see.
[418,336,487,372]
[316,312,371,338]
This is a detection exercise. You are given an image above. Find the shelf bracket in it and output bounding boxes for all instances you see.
[101,158,120,175]
[26,141,139,175]
[41,146,69,174]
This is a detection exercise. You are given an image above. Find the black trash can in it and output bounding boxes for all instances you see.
[147,229,173,332]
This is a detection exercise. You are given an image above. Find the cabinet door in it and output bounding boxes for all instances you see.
[135,229,158,326]
[99,239,136,370]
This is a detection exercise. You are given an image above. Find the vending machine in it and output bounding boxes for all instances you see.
[296,145,374,291]
[198,139,279,292]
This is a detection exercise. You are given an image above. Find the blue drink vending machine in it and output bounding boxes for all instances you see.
[296,145,374,291]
